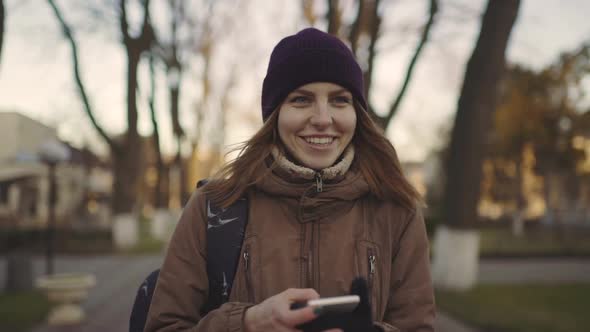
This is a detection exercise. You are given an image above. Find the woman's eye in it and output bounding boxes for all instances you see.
[332,96,352,106]
[289,96,311,105]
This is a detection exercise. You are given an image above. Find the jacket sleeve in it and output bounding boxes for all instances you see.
[376,208,436,332]
[144,190,254,332]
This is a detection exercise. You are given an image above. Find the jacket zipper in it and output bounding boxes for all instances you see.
[307,250,313,288]
[315,172,323,193]
[368,248,376,294]
[243,245,254,303]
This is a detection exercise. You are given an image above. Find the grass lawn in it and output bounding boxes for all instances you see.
[479,227,590,257]
[0,291,50,332]
[436,283,590,332]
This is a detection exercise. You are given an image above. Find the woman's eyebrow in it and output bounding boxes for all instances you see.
[289,88,351,97]
[290,89,315,96]
[328,89,351,96]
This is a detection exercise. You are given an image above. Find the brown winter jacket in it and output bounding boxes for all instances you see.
[144,148,435,332]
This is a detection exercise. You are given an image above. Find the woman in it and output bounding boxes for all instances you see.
[145,27,435,332]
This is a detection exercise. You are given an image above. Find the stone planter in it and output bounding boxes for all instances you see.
[36,273,97,325]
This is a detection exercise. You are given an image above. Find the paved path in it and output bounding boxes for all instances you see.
[478,258,590,284]
[1,254,163,332]
[2,256,589,332]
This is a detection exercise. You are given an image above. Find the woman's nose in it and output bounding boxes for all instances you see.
[310,101,333,127]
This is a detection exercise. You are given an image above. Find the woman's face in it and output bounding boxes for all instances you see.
[278,82,357,170]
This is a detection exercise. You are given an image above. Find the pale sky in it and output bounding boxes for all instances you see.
[1,0,590,162]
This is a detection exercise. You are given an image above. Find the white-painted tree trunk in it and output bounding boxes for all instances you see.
[151,209,174,241]
[112,213,138,249]
[432,225,480,290]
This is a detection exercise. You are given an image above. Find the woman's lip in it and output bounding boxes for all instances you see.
[300,135,337,139]
[299,137,336,150]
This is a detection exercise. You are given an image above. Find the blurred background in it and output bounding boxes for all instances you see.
[0,0,589,331]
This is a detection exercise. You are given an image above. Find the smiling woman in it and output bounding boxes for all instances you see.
[144,28,434,332]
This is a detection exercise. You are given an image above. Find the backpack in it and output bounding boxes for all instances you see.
[129,180,249,332]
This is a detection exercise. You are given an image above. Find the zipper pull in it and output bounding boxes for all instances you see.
[315,173,323,193]
[369,254,376,275]
[243,251,250,270]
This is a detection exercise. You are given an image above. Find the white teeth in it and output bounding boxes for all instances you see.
[305,137,334,145]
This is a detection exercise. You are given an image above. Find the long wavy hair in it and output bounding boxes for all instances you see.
[204,100,421,211]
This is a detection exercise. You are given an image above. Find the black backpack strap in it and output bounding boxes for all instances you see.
[128,179,248,331]
[129,269,160,332]
[198,180,249,315]
[201,197,249,314]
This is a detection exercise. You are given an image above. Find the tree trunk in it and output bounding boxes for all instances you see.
[148,55,165,208]
[433,0,520,290]
[111,146,141,214]
[443,0,520,229]
[126,50,141,138]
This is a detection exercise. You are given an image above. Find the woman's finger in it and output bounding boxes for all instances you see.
[283,288,320,301]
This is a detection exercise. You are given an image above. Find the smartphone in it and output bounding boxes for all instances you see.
[290,295,360,314]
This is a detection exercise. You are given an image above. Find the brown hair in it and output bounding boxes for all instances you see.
[204,101,421,211]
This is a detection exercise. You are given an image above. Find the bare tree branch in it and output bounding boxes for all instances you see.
[119,0,130,43]
[46,0,118,151]
[382,0,438,129]
[0,0,4,65]
[363,0,381,100]
[348,0,365,54]
[120,0,154,137]
[302,0,317,26]
[326,0,341,35]
[148,53,165,207]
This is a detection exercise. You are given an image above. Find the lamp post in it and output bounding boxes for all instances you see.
[38,140,70,275]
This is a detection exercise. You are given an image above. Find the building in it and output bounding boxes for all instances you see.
[0,112,110,229]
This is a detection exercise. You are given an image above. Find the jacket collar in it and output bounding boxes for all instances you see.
[270,145,355,182]
[254,145,369,223]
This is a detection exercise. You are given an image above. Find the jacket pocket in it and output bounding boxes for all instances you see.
[239,235,259,304]
[356,240,381,319]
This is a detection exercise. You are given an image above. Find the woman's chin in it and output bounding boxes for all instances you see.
[298,157,337,170]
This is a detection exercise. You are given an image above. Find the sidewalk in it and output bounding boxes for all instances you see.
[2,256,588,331]
[0,255,163,332]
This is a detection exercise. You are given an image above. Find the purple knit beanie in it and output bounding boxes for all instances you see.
[261,28,367,121]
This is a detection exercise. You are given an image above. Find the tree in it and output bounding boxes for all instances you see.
[47,0,155,214]
[147,52,166,208]
[0,0,4,64]
[305,0,439,130]
[442,0,521,229]
[528,45,590,223]
[485,67,551,233]
[485,58,589,226]
[432,0,521,290]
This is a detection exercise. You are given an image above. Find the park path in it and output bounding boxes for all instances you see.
[2,255,588,331]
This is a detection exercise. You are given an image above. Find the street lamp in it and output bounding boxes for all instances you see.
[38,140,70,275]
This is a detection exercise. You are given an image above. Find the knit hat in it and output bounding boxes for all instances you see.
[261,28,367,121]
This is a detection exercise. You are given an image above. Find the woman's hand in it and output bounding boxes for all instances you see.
[243,288,342,332]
